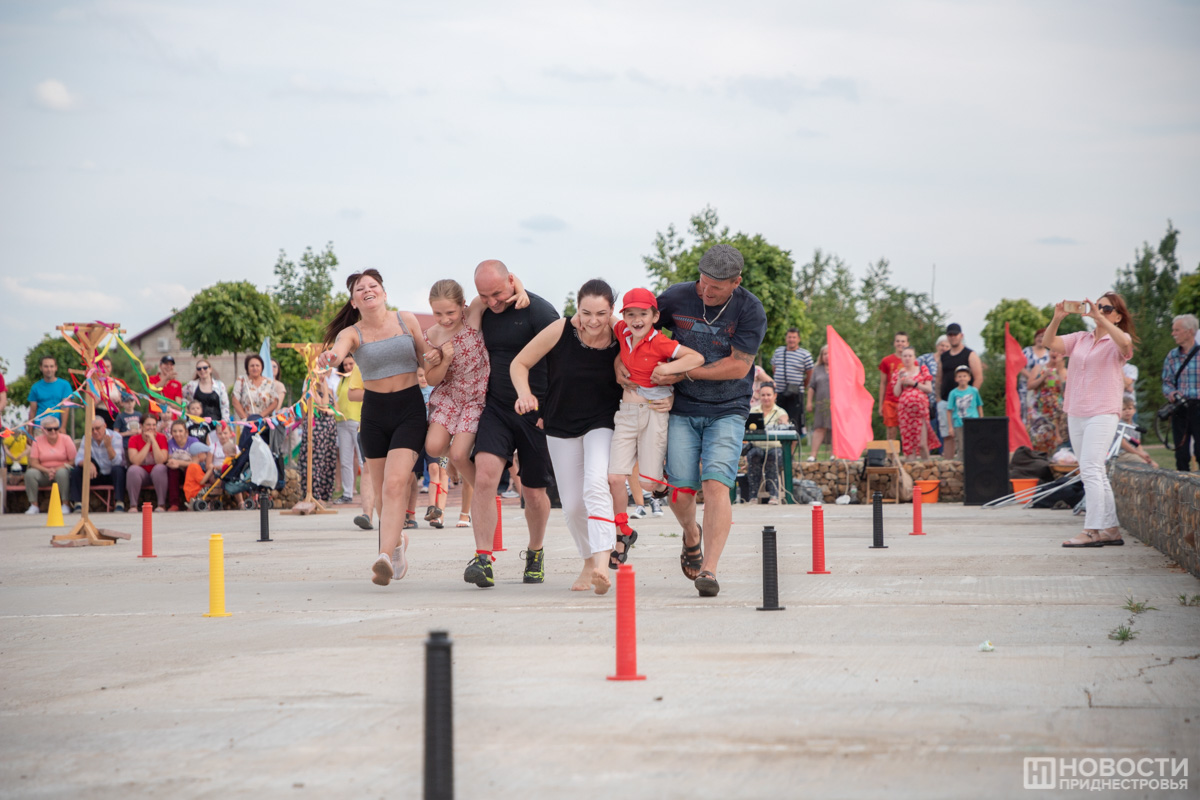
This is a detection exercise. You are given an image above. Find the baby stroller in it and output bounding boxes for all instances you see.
[197,417,286,511]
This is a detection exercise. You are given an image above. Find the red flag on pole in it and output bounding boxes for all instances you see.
[1004,323,1033,452]
[827,326,876,459]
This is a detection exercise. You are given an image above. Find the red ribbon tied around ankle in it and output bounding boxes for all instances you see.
[587,512,634,536]
[638,474,696,503]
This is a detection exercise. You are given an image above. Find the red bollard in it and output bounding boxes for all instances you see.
[492,495,506,552]
[139,502,156,558]
[909,482,926,536]
[807,502,830,575]
[607,563,646,681]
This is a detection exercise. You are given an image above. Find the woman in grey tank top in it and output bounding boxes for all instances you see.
[319,269,438,588]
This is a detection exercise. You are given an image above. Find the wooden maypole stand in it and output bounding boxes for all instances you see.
[52,322,131,548]
[279,342,337,516]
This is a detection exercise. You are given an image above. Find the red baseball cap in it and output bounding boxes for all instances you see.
[621,288,658,312]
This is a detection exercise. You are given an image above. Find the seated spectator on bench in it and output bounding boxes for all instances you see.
[165,420,200,512]
[24,419,76,516]
[69,417,127,512]
[126,414,169,512]
[114,393,142,445]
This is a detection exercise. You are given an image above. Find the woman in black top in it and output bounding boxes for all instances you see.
[511,279,623,594]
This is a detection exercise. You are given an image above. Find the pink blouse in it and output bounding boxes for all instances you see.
[1061,331,1130,417]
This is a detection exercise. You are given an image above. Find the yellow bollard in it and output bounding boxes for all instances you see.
[203,533,232,617]
[46,483,65,527]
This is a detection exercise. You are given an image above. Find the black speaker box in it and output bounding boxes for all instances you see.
[963,417,1009,505]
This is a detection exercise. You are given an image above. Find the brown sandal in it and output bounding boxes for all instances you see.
[680,525,703,580]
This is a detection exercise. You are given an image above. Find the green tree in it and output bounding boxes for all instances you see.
[981,299,1047,353]
[1174,272,1200,317]
[1114,222,1183,407]
[175,282,279,372]
[562,292,576,319]
[272,242,337,318]
[643,206,811,362]
[271,313,326,401]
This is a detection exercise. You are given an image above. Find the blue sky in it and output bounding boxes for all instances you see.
[3,0,1198,378]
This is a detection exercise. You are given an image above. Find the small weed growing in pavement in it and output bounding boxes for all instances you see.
[1179,594,1200,607]
[1108,625,1137,643]
[1122,595,1157,614]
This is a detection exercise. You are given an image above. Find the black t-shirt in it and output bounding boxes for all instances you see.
[480,291,560,407]
[939,346,975,401]
[187,421,213,443]
[543,323,622,438]
[656,282,768,418]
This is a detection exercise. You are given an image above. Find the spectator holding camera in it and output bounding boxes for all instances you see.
[1044,294,1135,548]
[1162,313,1200,471]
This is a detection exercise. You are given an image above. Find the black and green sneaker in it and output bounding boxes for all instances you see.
[521,548,545,584]
[463,554,494,589]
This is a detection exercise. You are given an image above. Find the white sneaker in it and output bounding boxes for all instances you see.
[500,489,519,499]
[629,505,648,520]
[371,553,394,586]
[391,533,409,580]
[25,506,40,515]
[63,504,73,516]
[649,497,664,517]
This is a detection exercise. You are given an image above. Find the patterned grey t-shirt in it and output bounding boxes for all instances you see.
[655,282,767,419]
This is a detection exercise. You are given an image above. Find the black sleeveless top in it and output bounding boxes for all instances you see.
[192,386,223,421]
[939,346,975,400]
[543,323,622,438]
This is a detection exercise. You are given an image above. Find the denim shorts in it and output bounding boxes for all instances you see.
[665,413,745,490]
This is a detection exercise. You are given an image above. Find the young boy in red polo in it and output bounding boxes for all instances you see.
[605,288,705,553]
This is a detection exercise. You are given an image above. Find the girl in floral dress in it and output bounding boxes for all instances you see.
[1027,351,1068,453]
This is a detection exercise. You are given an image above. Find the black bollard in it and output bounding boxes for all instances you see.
[757,525,785,611]
[869,491,888,549]
[424,630,454,800]
[258,489,272,542]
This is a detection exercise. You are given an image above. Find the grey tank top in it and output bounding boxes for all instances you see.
[353,312,419,381]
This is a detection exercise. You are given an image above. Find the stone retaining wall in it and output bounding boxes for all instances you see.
[1111,463,1200,578]
[794,459,965,504]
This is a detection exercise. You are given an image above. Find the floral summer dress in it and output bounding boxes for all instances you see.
[427,326,490,435]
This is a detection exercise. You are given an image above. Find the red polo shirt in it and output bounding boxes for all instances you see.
[616,320,680,389]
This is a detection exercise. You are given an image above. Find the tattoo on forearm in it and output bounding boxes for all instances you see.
[732,349,755,365]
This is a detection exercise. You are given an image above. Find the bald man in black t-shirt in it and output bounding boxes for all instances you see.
[464,260,559,589]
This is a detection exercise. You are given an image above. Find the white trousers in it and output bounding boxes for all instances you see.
[1067,413,1119,530]
[546,429,616,558]
[336,420,362,500]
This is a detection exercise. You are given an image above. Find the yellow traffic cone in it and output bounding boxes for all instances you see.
[46,483,65,527]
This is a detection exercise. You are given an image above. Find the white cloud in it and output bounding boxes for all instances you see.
[33,79,76,111]
[138,283,194,310]
[520,214,568,233]
[2,277,120,313]
[221,131,252,149]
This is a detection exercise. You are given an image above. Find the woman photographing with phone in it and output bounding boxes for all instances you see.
[1042,293,1135,548]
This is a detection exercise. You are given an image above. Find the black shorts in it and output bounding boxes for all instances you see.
[360,386,427,459]
[472,401,553,489]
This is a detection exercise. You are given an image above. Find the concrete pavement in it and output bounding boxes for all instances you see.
[1,501,1198,799]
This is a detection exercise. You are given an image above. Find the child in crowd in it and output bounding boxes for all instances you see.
[945,365,984,460]
[605,288,704,560]
[1114,398,1155,466]
[185,400,214,444]
[3,430,29,474]
[114,394,142,444]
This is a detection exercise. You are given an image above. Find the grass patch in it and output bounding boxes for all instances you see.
[1108,625,1138,643]
[1178,594,1200,607]
[1122,595,1158,614]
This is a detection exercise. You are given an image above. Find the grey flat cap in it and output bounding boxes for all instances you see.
[698,244,744,280]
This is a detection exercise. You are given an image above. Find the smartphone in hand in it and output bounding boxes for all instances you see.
[1063,300,1087,314]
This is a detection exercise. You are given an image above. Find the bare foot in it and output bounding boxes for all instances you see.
[571,567,592,592]
[591,569,611,595]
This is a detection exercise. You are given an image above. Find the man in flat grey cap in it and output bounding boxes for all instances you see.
[619,243,767,597]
